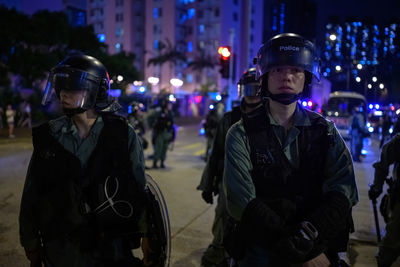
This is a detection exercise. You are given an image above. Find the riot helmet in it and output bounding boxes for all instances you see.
[238,67,259,97]
[42,54,112,115]
[255,33,320,104]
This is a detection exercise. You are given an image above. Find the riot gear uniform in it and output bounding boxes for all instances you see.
[223,34,358,267]
[19,55,170,267]
[369,133,400,266]
[198,68,261,267]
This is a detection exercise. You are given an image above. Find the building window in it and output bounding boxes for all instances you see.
[154,40,159,49]
[199,24,204,33]
[97,34,106,42]
[251,20,254,28]
[198,41,205,49]
[153,8,158,18]
[234,0,238,4]
[233,12,238,21]
[90,9,95,17]
[116,13,123,22]
[116,0,123,7]
[188,8,195,18]
[115,43,121,53]
[187,74,193,83]
[188,41,193,52]
[116,28,124,37]
[215,8,219,17]
[197,9,203,18]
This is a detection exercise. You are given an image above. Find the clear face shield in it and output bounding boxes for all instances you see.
[42,67,110,110]
[240,83,260,97]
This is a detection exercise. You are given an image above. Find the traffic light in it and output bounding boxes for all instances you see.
[218,46,231,78]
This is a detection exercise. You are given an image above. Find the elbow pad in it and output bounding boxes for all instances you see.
[240,198,287,245]
[307,191,350,240]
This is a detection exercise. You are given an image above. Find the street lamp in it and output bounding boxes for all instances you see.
[170,78,183,94]
[148,76,159,85]
[372,76,377,82]
[117,75,124,82]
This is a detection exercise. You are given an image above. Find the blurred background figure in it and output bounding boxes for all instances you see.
[202,104,220,162]
[350,105,368,162]
[151,101,175,168]
[0,106,4,129]
[6,104,15,138]
[380,111,393,148]
[128,101,148,151]
[18,100,32,128]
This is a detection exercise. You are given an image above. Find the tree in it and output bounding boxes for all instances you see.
[147,39,186,67]
[100,52,140,89]
[0,7,113,89]
[188,52,217,86]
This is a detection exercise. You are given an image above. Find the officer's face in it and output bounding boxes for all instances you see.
[267,66,305,95]
[59,89,86,108]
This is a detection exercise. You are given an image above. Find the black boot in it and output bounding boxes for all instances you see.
[160,161,166,168]
[153,160,158,169]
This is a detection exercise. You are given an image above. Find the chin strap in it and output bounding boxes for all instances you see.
[244,100,262,108]
[62,107,86,117]
[269,93,302,105]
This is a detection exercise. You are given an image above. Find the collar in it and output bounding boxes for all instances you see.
[265,99,312,127]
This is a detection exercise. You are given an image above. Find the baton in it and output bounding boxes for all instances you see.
[371,198,382,243]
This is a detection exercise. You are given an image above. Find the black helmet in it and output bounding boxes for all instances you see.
[238,68,259,97]
[255,33,320,81]
[255,33,320,105]
[42,54,111,114]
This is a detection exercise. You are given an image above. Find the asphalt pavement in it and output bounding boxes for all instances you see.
[0,121,399,266]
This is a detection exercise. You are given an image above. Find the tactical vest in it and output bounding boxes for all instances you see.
[242,104,333,220]
[31,114,145,242]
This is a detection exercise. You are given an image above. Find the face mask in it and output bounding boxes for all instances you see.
[62,107,86,117]
[269,93,302,105]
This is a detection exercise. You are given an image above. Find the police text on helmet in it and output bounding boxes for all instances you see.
[279,45,300,51]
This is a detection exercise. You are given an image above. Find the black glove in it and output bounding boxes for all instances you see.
[276,221,318,263]
[240,198,286,245]
[368,183,383,200]
[201,191,213,204]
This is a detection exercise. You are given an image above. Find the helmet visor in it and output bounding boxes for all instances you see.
[42,67,109,109]
[240,83,259,97]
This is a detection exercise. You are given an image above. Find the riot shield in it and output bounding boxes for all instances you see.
[145,174,171,267]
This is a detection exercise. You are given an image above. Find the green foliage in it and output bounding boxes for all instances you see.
[147,38,186,67]
[0,6,139,91]
[100,52,140,89]
[188,53,216,72]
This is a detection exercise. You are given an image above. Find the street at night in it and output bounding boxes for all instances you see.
[0,123,399,267]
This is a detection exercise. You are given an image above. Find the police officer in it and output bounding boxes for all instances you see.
[350,106,368,162]
[129,101,148,150]
[198,68,262,267]
[19,54,153,266]
[369,133,400,267]
[223,33,358,266]
[151,100,174,168]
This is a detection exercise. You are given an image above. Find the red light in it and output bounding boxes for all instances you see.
[195,95,202,104]
[391,106,395,111]
[218,46,231,59]
[307,101,313,107]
